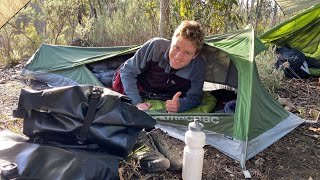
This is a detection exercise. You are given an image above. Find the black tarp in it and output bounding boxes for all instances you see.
[0,131,120,180]
[0,85,156,180]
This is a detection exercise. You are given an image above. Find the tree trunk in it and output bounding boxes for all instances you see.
[255,0,263,28]
[224,0,233,32]
[77,0,83,25]
[54,20,66,44]
[239,0,244,13]
[159,0,170,38]
[272,2,278,26]
[246,0,250,23]
[97,0,103,15]
[250,0,255,25]
[88,0,97,18]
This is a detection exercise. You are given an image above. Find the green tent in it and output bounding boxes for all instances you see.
[274,0,320,15]
[22,26,305,171]
[260,3,320,59]
[260,3,320,76]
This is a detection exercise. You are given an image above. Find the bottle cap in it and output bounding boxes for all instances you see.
[189,118,204,132]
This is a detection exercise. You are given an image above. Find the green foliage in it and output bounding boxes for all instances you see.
[23,24,41,54]
[256,47,284,97]
[0,0,285,76]
[0,13,41,66]
[79,0,155,46]
[0,25,24,66]
[75,18,95,45]
[170,0,241,35]
[143,0,159,32]
[39,0,78,44]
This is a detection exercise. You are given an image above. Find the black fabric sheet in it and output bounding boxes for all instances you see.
[1,85,156,180]
[0,131,120,180]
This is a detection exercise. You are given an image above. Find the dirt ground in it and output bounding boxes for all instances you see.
[0,65,319,180]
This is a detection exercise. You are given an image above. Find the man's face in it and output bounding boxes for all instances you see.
[169,37,197,69]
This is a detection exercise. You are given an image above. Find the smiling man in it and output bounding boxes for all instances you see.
[113,20,205,113]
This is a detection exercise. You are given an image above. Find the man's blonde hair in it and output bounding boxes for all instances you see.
[172,20,205,53]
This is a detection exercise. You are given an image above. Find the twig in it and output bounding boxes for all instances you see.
[293,159,317,171]
[7,23,35,43]
[302,132,319,139]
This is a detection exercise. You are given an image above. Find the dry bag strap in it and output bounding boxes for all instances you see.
[32,136,100,150]
[77,86,103,144]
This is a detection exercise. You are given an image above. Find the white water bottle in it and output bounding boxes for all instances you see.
[182,119,206,180]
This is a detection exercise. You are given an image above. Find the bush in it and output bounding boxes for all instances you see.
[76,1,155,47]
[0,23,41,67]
[256,46,284,96]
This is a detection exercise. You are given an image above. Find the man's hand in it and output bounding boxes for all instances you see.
[136,102,152,110]
[166,92,181,113]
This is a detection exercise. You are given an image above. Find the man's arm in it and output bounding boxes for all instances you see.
[178,59,205,112]
[120,38,162,105]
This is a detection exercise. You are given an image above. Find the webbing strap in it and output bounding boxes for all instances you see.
[32,136,100,150]
[77,86,103,144]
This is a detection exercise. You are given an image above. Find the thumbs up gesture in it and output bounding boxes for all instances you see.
[166,92,181,113]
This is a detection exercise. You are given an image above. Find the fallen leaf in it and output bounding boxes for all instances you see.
[308,127,320,133]
[118,167,124,180]
[224,167,232,174]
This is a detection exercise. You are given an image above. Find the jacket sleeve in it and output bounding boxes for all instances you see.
[119,38,157,105]
[178,58,205,112]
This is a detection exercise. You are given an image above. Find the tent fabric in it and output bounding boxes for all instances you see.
[259,3,320,59]
[155,112,302,164]
[23,45,139,86]
[22,26,305,168]
[274,0,320,15]
[202,27,290,141]
[0,0,30,29]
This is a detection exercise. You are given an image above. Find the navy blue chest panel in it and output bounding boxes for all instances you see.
[137,61,191,99]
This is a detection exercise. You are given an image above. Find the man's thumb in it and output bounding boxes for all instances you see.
[172,92,182,101]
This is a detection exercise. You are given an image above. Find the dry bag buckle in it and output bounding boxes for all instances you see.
[0,162,18,177]
[91,86,103,98]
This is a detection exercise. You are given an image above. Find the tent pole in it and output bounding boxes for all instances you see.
[241,137,251,179]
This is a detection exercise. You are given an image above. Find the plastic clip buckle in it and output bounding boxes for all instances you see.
[91,87,103,98]
[0,162,18,177]
[76,135,86,145]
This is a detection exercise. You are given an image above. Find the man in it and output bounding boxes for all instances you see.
[113,20,205,172]
[113,20,205,113]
